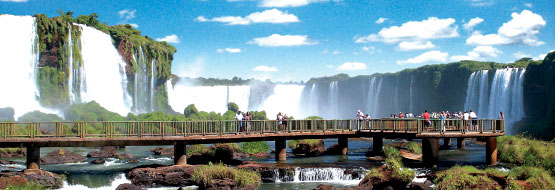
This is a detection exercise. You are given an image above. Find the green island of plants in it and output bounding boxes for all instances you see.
[240,141,270,154]
[287,139,322,149]
[192,162,261,188]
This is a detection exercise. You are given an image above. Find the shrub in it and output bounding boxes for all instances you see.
[406,142,422,154]
[434,165,498,190]
[187,144,213,156]
[227,102,239,113]
[384,146,401,160]
[509,166,555,189]
[497,136,555,175]
[240,141,270,154]
[5,182,47,190]
[192,162,260,187]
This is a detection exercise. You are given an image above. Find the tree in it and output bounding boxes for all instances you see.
[184,104,199,118]
[227,102,239,113]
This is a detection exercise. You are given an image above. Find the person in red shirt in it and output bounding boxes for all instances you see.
[422,110,431,128]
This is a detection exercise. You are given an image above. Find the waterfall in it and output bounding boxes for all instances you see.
[273,167,366,185]
[487,68,526,133]
[227,85,251,113]
[464,70,489,117]
[77,24,132,116]
[67,23,75,103]
[307,83,319,117]
[258,84,304,119]
[150,60,156,111]
[366,77,382,118]
[328,81,338,118]
[409,75,414,112]
[0,15,49,118]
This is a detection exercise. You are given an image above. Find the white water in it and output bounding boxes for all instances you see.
[306,83,319,117]
[258,84,304,119]
[77,24,132,116]
[464,68,526,134]
[150,60,156,112]
[60,173,194,190]
[0,15,50,118]
[464,70,490,116]
[274,167,365,186]
[328,81,338,118]
[487,68,526,132]
[365,77,382,118]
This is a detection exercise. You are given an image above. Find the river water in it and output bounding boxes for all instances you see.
[0,138,491,189]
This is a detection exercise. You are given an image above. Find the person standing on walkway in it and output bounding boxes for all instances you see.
[440,111,446,133]
[463,111,470,132]
[470,110,478,130]
[235,111,243,132]
[422,110,431,131]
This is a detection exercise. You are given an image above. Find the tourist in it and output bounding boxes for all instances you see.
[441,111,446,133]
[463,111,470,131]
[277,112,283,131]
[283,114,289,132]
[236,111,243,132]
[499,112,504,120]
[422,110,431,130]
[470,110,478,130]
[356,110,364,120]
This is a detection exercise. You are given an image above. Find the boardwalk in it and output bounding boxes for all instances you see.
[0,119,504,169]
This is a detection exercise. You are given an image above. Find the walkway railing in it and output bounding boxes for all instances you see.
[0,119,504,139]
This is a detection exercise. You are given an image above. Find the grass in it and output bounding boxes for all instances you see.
[497,135,555,175]
[192,162,260,187]
[187,144,213,156]
[509,166,555,190]
[5,182,47,190]
[366,146,414,184]
[240,141,270,154]
[383,146,401,160]
[406,142,422,154]
[287,139,322,149]
[434,165,500,190]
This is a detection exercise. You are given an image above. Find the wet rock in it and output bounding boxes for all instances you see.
[90,158,106,164]
[0,160,16,165]
[150,147,173,156]
[291,140,325,156]
[116,153,135,160]
[408,182,432,190]
[399,149,422,161]
[87,147,117,158]
[0,169,63,189]
[116,183,146,190]
[366,156,385,162]
[324,144,344,155]
[127,165,196,187]
[250,152,271,159]
[0,148,25,158]
[202,178,257,190]
[40,149,86,164]
[188,144,244,166]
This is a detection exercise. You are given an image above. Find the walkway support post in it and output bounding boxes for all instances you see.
[486,137,497,165]
[174,141,187,165]
[457,138,465,149]
[422,138,439,168]
[338,137,348,155]
[372,136,383,153]
[443,138,451,148]
[275,138,287,161]
[26,144,40,169]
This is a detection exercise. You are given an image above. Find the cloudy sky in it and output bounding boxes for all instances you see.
[1,0,553,82]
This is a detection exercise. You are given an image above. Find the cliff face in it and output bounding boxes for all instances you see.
[519,52,555,140]
[33,13,175,113]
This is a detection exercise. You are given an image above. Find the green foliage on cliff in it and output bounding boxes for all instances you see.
[65,101,125,121]
[17,111,64,122]
[497,136,555,175]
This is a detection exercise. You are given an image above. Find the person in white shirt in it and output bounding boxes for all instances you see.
[236,111,243,132]
[470,110,478,130]
[357,110,364,120]
[463,111,470,132]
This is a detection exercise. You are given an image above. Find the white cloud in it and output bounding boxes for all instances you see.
[156,34,180,43]
[450,46,502,61]
[524,3,532,8]
[259,0,332,7]
[397,50,448,65]
[128,23,139,28]
[375,17,388,24]
[118,9,136,20]
[217,48,242,53]
[248,34,317,47]
[362,46,374,52]
[535,50,554,60]
[470,0,493,6]
[326,65,334,69]
[512,51,531,59]
[173,57,206,78]
[195,9,299,25]
[332,51,340,55]
[253,65,278,72]
[463,17,484,31]
[355,17,459,44]
[337,62,367,71]
[0,0,28,2]
[466,10,546,46]
[398,41,435,51]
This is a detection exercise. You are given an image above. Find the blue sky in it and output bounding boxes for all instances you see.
[1,0,553,82]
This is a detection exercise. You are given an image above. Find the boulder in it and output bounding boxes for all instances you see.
[87,147,117,158]
[251,152,271,159]
[150,147,173,156]
[202,178,257,190]
[292,140,325,156]
[0,169,63,189]
[40,149,86,164]
[126,165,196,187]
[0,148,25,158]
[0,160,16,165]
[116,153,135,160]
[90,158,106,164]
[116,183,146,190]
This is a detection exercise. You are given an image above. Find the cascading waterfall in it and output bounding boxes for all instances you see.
[409,75,414,112]
[273,167,366,185]
[150,60,156,112]
[67,23,75,103]
[366,77,382,118]
[0,15,49,118]
[77,24,132,116]
[307,83,319,117]
[131,47,158,113]
[328,81,338,118]
[464,70,490,117]
[258,84,304,118]
[487,68,525,132]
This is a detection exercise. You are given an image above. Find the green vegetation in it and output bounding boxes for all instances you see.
[497,135,555,175]
[366,146,414,184]
[227,102,239,113]
[240,141,270,154]
[17,111,64,122]
[305,116,323,120]
[406,142,422,154]
[4,182,47,190]
[509,166,555,189]
[434,166,505,190]
[192,162,260,187]
[287,139,322,149]
[186,144,213,156]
